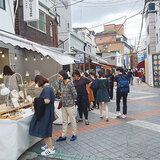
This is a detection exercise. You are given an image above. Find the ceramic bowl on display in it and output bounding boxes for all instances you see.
[26,95,33,103]
[19,91,24,99]
[11,90,19,99]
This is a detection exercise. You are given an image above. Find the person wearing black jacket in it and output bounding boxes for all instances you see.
[29,75,55,156]
[106,70,114,100]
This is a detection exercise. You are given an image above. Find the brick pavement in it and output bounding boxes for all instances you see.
[19,83,160,160]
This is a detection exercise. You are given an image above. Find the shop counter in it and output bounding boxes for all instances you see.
[0,114,41,160]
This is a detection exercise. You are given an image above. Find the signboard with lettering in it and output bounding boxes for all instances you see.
[152,53,160,87]
[23,0,39,22]
[75,53,85,64]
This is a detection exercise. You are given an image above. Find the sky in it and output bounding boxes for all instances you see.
[71,0,146,46]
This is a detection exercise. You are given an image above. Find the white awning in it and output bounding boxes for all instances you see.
[0,30,75,65]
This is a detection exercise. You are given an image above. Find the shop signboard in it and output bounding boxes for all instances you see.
[148,54,153,87]
[23,0,39,22]
[75,53,85,64]
[152,53,160,87]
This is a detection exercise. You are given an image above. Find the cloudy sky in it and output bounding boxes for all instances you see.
[71,0,146,46]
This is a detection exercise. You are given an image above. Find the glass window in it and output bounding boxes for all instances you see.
[56,14,60,26]
[0,0,5,10]
[148,3,155,11]
[28,10,46,33]
[50,21,53,37]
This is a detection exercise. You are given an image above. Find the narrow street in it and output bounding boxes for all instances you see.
[19,81,160,160]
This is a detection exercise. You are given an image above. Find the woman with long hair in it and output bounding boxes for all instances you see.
[29,75,55,156]
[3,65,18,91]
[96,70,110,121]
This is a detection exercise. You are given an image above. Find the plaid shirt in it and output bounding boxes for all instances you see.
[61,81,77,107]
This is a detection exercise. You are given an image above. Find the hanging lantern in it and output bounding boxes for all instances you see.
[33,55,36,61]
[47,55,50,59]
[14,54,17,60]
[41,55,43,61]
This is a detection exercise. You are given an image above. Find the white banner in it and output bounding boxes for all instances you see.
[23,0,39,22]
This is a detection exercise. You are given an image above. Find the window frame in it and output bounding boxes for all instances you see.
[0,0,6,10]
[50,21,53,37]
[27,10,46,34]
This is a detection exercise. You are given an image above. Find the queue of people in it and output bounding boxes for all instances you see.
[29,67,132,156]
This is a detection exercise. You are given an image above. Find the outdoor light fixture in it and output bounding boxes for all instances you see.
[33,56,36,61]
[47,55,50,59]
[41,56,43,60]
[1,53,5,58]
[14,54,17,60]
[25,55,28,61]
[25,72,30,77]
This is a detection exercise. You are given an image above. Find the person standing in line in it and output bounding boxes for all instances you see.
[72,70,91,125]
[89,72,99,109]
[115,67,130,119]
[105,70,114,100]
[139,70,142,83]
[96,70,110,122]
[135,70,139,84]
[82,72,94,111]
[29,75,55,156]
[56,70,77,142]
[127,69,133,85]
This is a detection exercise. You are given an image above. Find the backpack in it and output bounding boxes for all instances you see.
[117,75,129,93]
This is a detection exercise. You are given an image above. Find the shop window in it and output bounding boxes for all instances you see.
[148,3,155,11]
[0,0,5,10]
[50,21,53,37]
[28,10,46,33]
[111,57,115,60]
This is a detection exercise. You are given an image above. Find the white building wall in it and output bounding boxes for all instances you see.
[155,1,160,52]
[39,0,71,52]
[0,0,15,33]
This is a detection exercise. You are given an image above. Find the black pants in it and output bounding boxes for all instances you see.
[116,92,128,115]
[77,94,89,120]
[109,86,114,99]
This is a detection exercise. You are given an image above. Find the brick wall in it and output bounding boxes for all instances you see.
[104,24,124,35]
[15,6,58,47]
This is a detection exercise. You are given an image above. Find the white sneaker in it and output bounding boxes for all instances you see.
[41,144,48,151]
[41,148,55,156]
[116,112,122,117]
[121,114,126,119]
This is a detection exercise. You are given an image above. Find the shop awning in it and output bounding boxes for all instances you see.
[0,30,75,65]
[137,61,145,68]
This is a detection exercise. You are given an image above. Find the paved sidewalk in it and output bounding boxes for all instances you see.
[19,82,160,160]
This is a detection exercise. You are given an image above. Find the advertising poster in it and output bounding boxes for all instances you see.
[152,53,160,87]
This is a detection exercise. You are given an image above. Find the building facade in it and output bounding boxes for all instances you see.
[145,0,160,87]
[15,0,58,47]
[95,24,132,68]
[73,27,98,55]
[0,0,15,33]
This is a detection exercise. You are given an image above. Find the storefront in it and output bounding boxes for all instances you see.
[0,30,75,160]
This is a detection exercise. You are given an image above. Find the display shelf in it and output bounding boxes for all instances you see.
[0,102,33,115]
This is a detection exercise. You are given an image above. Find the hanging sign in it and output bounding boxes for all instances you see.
[75,53,85,64]
[23,0,39,22]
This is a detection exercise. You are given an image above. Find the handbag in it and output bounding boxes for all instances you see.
[57,85,67,109]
